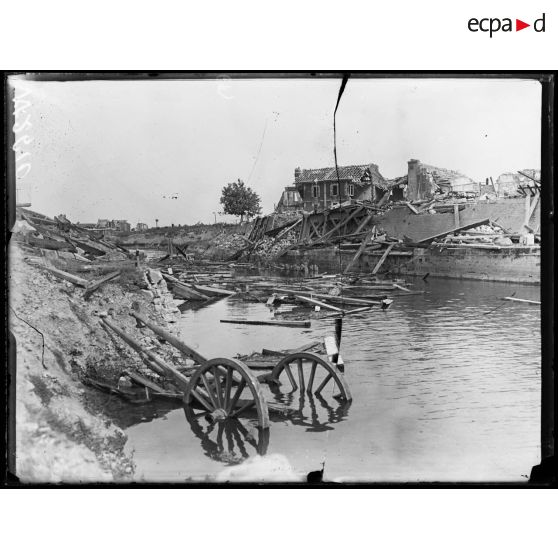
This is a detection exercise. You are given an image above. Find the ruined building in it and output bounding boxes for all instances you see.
[495,169,541,197]
[277,163,389,212]
[407,159,479,201]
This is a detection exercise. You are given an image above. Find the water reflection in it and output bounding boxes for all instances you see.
[183,409,270,464]
[269,388,351,433]
[182,388,351,464]
[84,388,182,430]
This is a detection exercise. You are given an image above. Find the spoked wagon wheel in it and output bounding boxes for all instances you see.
[184,358,270,429]
[269,352,352,402]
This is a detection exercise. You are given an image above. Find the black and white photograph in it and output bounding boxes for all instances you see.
[5,72,552,484]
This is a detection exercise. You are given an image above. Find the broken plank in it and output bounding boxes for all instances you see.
[261,348,288,357]
[343,228,374,274]
[286,341,323,354]
[124,368,168,394]
[242,359,278,369]
[84,271,121,299]
[100,317,190,392]
[414,219,490,244]
[131,310,208,364]
[393,283,411,292]
[294,295,343,313]
[274,287,380,306]
[188,284,236,297]
[172,283,209,301]
[405,202,419,215]
[28,237,77,252]
[40,265,89,288]
[162,273,209,300]
[220,319,311,328]
[353,215,375,236]
[371,243,396,275]
[502,297,541,305]
[273,217,302,242]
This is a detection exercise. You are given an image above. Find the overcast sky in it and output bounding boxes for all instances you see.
[11,76,541,227]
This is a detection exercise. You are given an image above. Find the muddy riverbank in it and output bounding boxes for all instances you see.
[9,243,192,482]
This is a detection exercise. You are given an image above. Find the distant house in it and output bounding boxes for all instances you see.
[407,159,479,201]
[114,220,131,232]
[287,163,388,212]
[96,219,131,232]
[136,222,148,231]
[97,219,112,229]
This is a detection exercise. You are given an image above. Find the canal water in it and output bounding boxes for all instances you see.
[124,275,541,482]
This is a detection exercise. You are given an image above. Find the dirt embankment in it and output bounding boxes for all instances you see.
[115,223,250,259]
[9,243,188,483]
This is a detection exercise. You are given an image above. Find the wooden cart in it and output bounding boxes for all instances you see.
[100,310,352,430]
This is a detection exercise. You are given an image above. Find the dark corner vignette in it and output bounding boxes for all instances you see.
[2,71,555,488]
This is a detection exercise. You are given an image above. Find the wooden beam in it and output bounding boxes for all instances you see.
[517,170,541,185]
[527,191,540,224]
[294,294,343,313]
[28,238,77,252]
[523,191,531,231]
[101,317,190,392]
[275,288,383,306]
[161,272,209,300]
[393,283,411,292]
[502,297,541,305]
[298,215,309,243]
[406,202,419,215]
[172,283,210,301]
[352,213,374,235]
[371,243,396,275]
[274,218,302,242]
[414,219,490,244]
[308,218,322,239]
[187,284,236,297]
[220,319,311,328]
[40,265,89,288]
[343,228,374,274]
[319,206,363,242]
[130,310,208,364]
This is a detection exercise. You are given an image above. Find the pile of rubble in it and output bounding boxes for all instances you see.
[143,268,181,324]
[212,232,251,252]
[14,208,133,266]
[252,229,299,259]
[436,223,535,248]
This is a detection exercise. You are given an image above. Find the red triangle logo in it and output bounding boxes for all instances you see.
[516,19,530,31]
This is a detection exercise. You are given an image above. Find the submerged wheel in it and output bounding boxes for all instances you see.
[269,352,352,402]
[184,357,270,429]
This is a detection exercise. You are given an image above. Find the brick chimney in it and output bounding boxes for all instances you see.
[294,167,301,180]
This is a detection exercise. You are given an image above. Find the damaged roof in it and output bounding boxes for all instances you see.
[295,164,386,184]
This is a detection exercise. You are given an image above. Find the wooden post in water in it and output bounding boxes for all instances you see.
[334,317,343,356]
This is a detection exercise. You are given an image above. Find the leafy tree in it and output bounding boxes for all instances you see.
[220,179,262,223]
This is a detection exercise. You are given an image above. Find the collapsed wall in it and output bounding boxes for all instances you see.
[376,197,540,241]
